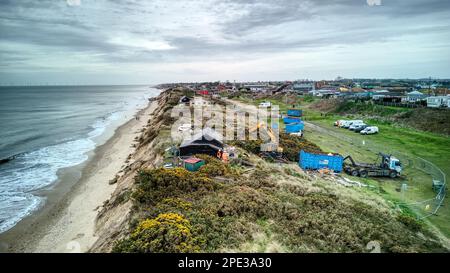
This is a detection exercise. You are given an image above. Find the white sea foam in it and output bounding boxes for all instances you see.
[0,90,157,234]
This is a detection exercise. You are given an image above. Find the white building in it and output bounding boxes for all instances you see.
[243,84,268,92]
[402,91,427,103]
[426,96,449,108]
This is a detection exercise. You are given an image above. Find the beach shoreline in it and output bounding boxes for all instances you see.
[0,99,158,253]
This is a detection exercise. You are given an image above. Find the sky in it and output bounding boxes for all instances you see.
[0,0,450,85]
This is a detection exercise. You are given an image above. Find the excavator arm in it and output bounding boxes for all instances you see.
[248,122,283,153]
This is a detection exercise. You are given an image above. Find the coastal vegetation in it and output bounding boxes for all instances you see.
[114,155,445,253]
[108,88,446,253]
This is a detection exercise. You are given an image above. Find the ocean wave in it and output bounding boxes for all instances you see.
[0,92,154,234]
[0,192,42,234]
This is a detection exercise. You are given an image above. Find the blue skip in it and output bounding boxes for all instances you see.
[285,123,304,133]
[299,150,343,172]
[287,109,302,117]
[283,117,301,124]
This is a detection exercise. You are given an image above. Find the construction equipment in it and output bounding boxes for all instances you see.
[299,150,343,172]
[248,122,286,162]
[287,109,302,117]
[343,153,402,178]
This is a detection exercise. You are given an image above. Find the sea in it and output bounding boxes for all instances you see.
[0,85,160,234]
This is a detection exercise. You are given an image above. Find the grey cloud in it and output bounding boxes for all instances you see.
[0,0,449,82]
[216,0,450,35]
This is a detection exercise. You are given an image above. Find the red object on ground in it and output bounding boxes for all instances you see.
[183,157,203,164]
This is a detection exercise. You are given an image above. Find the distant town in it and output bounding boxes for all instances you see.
[157,78,450,109]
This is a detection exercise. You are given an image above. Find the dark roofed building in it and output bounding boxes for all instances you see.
[179,96,191,103]
[179,128,224,157]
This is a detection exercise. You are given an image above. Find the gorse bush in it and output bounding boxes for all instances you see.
[133,168,216,205]
[397,214,423,233]
[279,133,323,162]
[216,186,274,218]
[194,154,232,177]
[113,213,201,253]
[194,154,241,178]
[230,140,262,155]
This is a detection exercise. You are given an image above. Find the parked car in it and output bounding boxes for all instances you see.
[360,126,379,135]
[353,124,369,133]
[349,122,366,131]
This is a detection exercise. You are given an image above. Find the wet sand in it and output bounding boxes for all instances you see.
[0,100,158,253]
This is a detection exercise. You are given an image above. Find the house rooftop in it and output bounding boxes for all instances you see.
[180,127,224,148]
[183,157,203,164]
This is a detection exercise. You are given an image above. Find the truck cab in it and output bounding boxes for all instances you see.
[384,155,402,174]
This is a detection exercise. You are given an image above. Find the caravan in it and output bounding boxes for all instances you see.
[427,96,449,108]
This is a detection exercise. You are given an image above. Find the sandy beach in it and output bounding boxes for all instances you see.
[0,100,158,253]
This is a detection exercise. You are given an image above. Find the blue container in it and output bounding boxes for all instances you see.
[287,109,302,117]
[299,150,343,172]
[285,123,304,133]
[283,117,301,124]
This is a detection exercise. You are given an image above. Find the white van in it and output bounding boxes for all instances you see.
[342,120,363,129]
[349,122,366,131]
[259,101,272,108]
[339,120,351,128]
[361,126,379,135]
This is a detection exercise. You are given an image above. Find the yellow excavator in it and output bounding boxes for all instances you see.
[248,122,285,161]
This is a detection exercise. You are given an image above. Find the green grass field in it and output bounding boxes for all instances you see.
[303,111,450,238]
[233,95,450,238]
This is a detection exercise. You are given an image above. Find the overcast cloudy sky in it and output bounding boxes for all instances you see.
[0,0,449,85]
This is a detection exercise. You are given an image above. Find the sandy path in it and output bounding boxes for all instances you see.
[26,101,157,253]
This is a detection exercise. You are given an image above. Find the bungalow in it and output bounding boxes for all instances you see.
[179,128,224,157]
[372,91,404,103]
[402,91,427,103]
[351,87,367,93]
[292,82,314,93]
[313,88,338,98]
